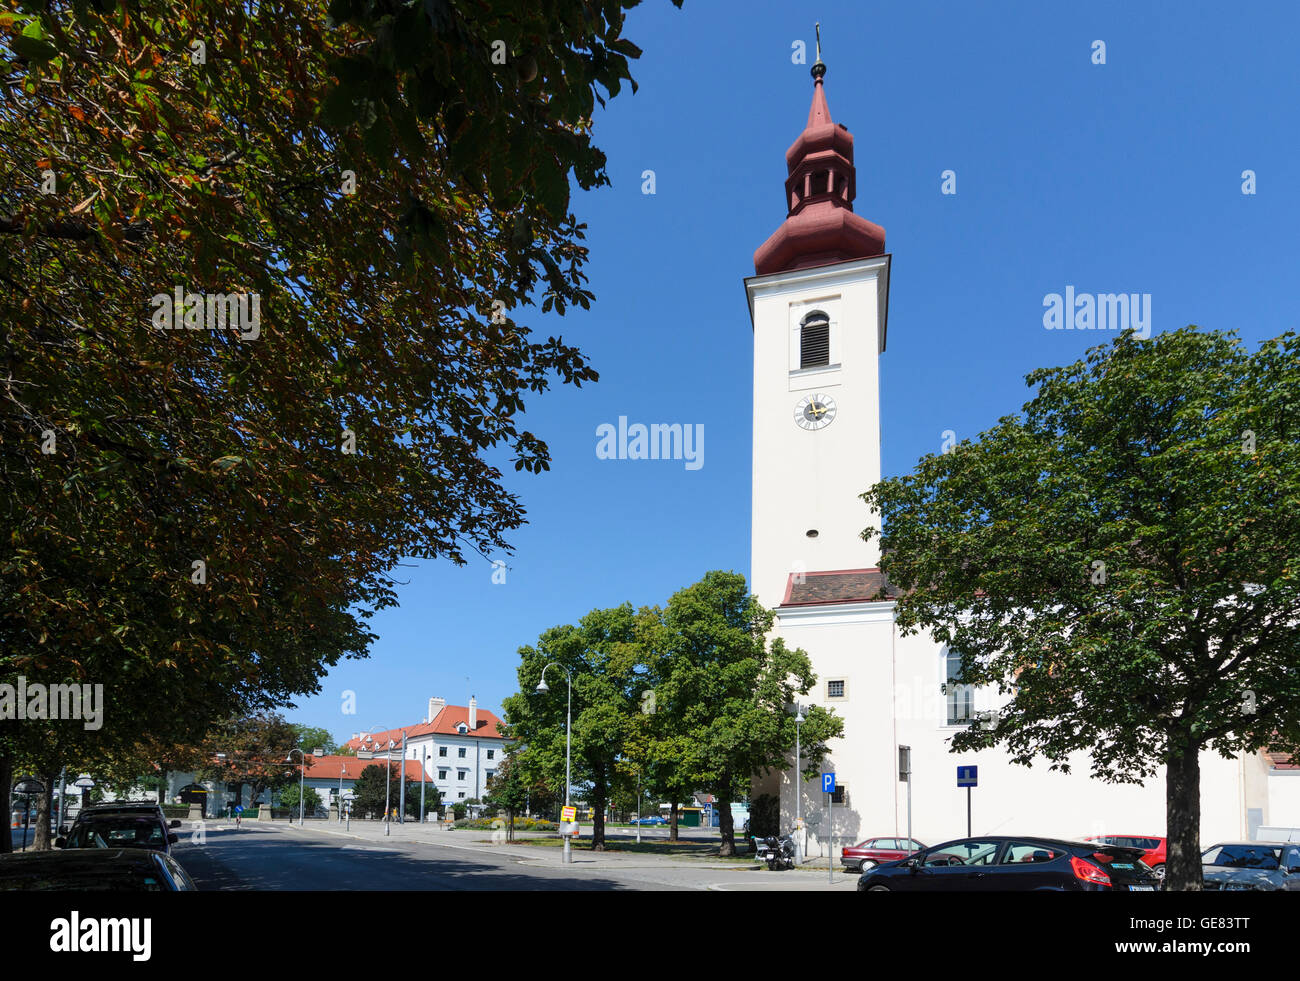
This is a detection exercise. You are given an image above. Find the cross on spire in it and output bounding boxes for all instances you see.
[812,22,826,80]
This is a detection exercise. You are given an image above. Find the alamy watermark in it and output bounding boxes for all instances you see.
[596,417,703,471]
[0,677,104,731]
[150,287,261,340]
[1042,287,1150,338]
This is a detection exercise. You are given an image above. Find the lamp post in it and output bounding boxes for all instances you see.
[338,764,348,822]
[419,744,428,823]
[383,739,395,834]
[285,749,306,826]
[535,662,573,865]
[794,709,804,866]
[359,726,395,836]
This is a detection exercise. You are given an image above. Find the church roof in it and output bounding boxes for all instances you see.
[780,567,903,607]
[753,47,886,276]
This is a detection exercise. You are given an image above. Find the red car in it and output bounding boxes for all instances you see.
[841,837,925,872]
[1085,835,1166,880]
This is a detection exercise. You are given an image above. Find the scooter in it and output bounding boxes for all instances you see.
[755,833,796,870]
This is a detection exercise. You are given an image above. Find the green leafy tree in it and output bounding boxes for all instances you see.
[863,328,1300,891]
[0,0,679,849]
[486,756,534,841]
[291,726,337,756]
[193,713,301,808]
[348,762,426,819]
[658,571,842,856]
[276,783,324,816]
[501,604,652,849]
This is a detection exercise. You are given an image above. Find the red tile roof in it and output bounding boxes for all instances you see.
[341,705,506,752]
[302,755,428,782]
[780,568,903,607]
[1265,751,1297,770]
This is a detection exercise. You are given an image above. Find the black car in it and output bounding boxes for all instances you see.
[1201,842,1300,891]
[857,836,1161,891]
[58,808,181,856]
[0,848,197,891]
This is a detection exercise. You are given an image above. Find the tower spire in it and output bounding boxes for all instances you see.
[752,38,886,275]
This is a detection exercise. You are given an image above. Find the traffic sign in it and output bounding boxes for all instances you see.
[822,772,835,794]
[957,765,978,787]
[561,805,577,823]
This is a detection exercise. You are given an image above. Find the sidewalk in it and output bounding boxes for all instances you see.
[256,817,768,872]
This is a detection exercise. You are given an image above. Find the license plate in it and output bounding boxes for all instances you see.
[1128,885,1155,891]
[1224,883,1249,891]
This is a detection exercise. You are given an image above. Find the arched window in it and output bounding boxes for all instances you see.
[800,310,830,369]
[945,648,974,725]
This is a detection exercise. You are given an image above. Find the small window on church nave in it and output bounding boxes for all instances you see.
[945,648,974,726]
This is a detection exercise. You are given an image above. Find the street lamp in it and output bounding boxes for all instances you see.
[358,726,396,836]
[338,763,348,822]
[535,662,573,865]
[794,709,804,866]
[285,749,307,826]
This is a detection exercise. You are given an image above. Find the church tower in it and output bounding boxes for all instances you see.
[745,43,891,610]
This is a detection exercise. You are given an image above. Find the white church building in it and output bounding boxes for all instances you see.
[746,55,1297,858]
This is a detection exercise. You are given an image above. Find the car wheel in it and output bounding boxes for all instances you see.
[867,884,890,892]
[859,859,877,872]
[1151,863,1165,881]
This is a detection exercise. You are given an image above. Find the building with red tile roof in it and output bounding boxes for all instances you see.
[340,697,510,808]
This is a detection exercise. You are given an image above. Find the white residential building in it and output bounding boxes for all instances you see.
[343,696,509,809]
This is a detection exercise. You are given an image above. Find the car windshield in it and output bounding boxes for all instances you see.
[67,817,165,849]
[1202,845,1280,870]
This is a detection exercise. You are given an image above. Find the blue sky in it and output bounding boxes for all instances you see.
[294,1,1300,742]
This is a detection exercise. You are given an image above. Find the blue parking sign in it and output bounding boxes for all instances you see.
[957,765,978,787]
[822,772,835,793]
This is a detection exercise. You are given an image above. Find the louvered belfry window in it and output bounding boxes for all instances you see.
[800,311,830,368]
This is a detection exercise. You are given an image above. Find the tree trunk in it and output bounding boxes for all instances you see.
[591,765,606,851]
[33,769,56,851]
[0,754,13,853]
[717,793,735,857]
[1165,740,1203,891]
[669,801,679,841]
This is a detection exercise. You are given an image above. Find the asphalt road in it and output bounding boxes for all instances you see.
[173,824,858,891]
[176,825,644,891]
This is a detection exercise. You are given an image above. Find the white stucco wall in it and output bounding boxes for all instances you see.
[747,256,889,610]
[769,604,1253,859]
[1268,771,1300,830]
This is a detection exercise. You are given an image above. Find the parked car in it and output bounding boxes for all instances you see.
[841,837,925,872]
[72,801,171,822]
[57,808,181,857]
[631,816,667,826]
[1201,842,1300,891]
[857,836,1161,891]
[0,849,197,891]
[1085,835,1166,880]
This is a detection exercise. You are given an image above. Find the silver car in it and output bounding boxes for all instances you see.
[1201,841,1300,890]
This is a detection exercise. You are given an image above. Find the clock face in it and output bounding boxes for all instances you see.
[795,393,837,431]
